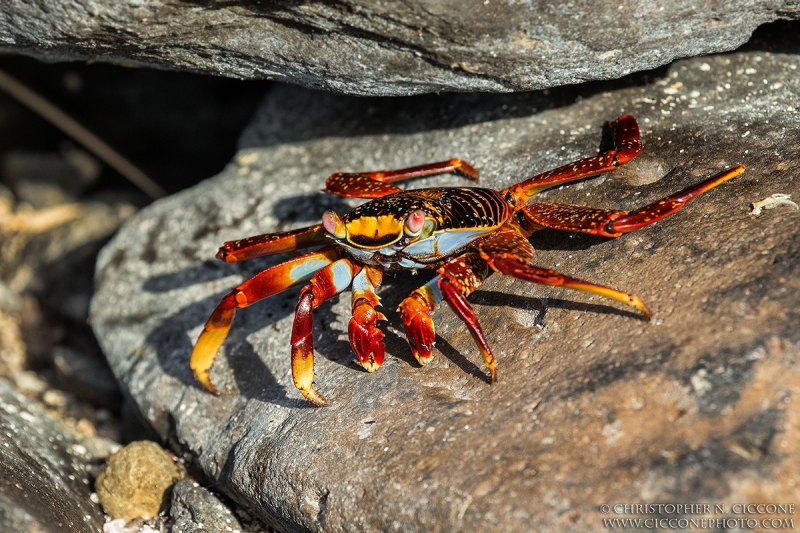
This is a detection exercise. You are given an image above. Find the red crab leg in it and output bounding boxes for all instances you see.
[503,114,642,207]
[492,258,651,318]
[323,159,478,198]
[292,258,361,406]
[216,224,330,263]
[191,246,340,394]
[518,165,746,237]
[436,253,498,382]
[349,266,387,372]
[477,226,651,317]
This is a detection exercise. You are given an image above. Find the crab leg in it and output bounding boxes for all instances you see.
[475,227,651,318]
[491,258,651,318]
[191,246,340,394]
[323,159,478,198]
[349,266,387,372]
[416,252,497,383]
[518,165,746,237]
[292,258,361,406]
[216,224,330,263]
[504,114,642,206]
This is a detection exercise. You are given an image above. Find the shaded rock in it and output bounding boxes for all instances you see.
[0,195,135,284]
[3,150,99,209]
[0,378,105,532]
[95,440,182,522]
[170,479,244,533]
[53,345,122,409]
[92,47,800,531]
[2,1,799,96]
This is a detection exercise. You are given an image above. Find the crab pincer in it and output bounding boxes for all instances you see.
[398,288,437,366]
[349,267,387,372]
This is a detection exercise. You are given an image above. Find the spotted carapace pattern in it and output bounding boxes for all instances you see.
[190,115,746,406]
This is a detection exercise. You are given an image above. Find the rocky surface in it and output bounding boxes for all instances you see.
[92,46,800,532]
[2,1,799,96]
[171,480,245,533]
[0,378,105,532]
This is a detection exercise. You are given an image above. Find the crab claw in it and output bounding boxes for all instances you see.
[398,292,436,366]
[349,299,386,372]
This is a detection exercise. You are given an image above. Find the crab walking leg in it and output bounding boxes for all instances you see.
[349,266,387,372]
[216,224,330,263]
[191,246,341,394]
[490,258,652,319]
[323,159,478,199]
[518,165,747,237]
[607,164,746,233]
[503,114,643,206]
[291,258,361,406]
[436,253,498,382]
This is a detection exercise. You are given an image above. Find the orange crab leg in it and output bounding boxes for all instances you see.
[190,246,340,394]
[504,114,642,206]
[490,258,651,319]
[349,266,387,372]
[608,164,746,233]
[216,224,330,263]
[291,258,361,406]
[475,225,650,316]
[323,159,478,198]
[518,165,746,237]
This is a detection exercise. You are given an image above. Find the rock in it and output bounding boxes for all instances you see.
[53,345,123,409]
[2,151,98,209]
[170,479,244,533]
[2,1,799,96]
[0,378,105,532]
[95,440,182,522]
[91,46,800,531]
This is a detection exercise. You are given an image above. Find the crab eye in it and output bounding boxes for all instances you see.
[322,210,346,239]
[404,210,427,236]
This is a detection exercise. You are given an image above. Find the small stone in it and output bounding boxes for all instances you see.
[170,479,243,533]
[95,441,182,522]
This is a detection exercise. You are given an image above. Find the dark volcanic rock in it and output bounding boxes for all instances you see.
[2,1,799,96]
[170,479,245,533]
[91,48,800,532]
[0,378,105,532]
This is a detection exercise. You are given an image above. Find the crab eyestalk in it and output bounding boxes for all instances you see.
[322,210,347,239]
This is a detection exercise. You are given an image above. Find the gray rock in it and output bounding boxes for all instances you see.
[1,1,798,96]
[170,480,244,533]
[92,48,800,532]
[53,345,122,410]
[0,378,105,532]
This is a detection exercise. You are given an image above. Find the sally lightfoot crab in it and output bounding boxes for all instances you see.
[191,115,745,406]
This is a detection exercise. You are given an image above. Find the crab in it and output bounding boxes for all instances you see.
[190,115,745,406]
